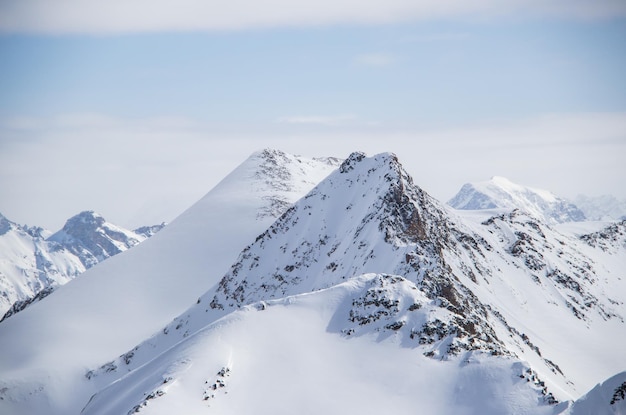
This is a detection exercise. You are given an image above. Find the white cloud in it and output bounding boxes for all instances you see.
[1,0,625,34]
[354,53,395,67]
[277,115,358,126]
[401,32,471,43]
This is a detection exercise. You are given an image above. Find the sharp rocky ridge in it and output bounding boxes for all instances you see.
[83,151,626,413]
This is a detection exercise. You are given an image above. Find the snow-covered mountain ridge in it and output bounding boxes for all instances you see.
[0,210,164,319]
[81,274,569,415]
[77,151,626,415]
[448,176,586,224]
[0,150,623,415]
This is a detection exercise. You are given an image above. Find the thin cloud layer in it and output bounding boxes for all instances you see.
[1,0,625,34]
[277,115,358,126]
[355,53,395,67]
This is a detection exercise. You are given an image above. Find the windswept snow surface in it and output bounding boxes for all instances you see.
[448,176,586,224]
[0,149,340,415]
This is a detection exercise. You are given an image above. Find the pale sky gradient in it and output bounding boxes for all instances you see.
[0,2,625,230]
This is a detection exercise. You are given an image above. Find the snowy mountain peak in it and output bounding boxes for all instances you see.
[448,176,586,224]
[48,210,145,268]
[67,210,105,225]
[102,152,504,376]
[338,150,368,172]
[55,210,114,239]
[191,152,507,357]
[213,148,342,220]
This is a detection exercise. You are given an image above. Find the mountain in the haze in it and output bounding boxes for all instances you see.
[573,194,626,221]
[0,149,342,415]
[0,211,164,320]
[48,210,147,268]
[448,176,586,224]
[75,152,625,415]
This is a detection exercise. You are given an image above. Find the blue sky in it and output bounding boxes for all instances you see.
[2,21,625,125]
[1,1,625,229]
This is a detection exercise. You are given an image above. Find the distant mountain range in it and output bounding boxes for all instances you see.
[0,150,624,415]
[447,176,626,223]
[447,176,586,224]
[0,210,165,320]
[573,194,626,221]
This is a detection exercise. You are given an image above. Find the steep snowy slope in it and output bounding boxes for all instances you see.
[448,176,586,224]
[81,152,626,414]
[0,149,340,415]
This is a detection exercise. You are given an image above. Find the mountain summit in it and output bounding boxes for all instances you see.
[448,176,586,224]
[48,210,146,268]
[77,152,625,415]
